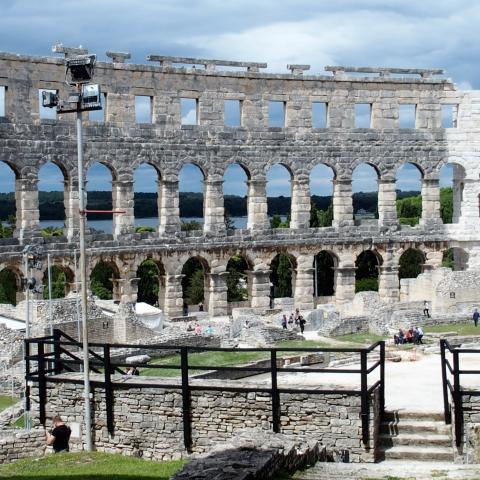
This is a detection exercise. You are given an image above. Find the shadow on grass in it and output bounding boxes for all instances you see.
[2,477,173,480]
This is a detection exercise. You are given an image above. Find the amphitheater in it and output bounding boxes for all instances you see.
[1,47,480,479]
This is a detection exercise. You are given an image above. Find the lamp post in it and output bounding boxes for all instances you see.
[42,51,102,451]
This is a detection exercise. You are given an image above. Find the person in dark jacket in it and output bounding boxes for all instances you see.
[46,415,71,453]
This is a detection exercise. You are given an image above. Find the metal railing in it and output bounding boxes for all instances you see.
[25,329,385,452]
[440,339,480,447]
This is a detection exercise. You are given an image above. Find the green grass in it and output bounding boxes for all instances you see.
[425,322,480,336]
[0,395,17,412]
[0,451,185,479]
[334,333,386,344]
[141,341,332,377]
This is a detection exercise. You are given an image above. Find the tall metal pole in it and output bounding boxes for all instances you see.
[23,254,31,430]
[77,109,92,450]
[73,249,82,354]
[47,253,53,336]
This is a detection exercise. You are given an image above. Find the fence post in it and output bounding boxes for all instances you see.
[24,340,31,427]
[38,341,46,426]
[271,349,280,433]
[53,329,62,375]
[103,344,114,435]
[379,341,385,418]
[360,349,369,445]
[440,339,451,424]
[453,350,462,447]
[180,347,192,452]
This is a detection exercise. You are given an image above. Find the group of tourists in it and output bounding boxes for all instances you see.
[281,308,307,334]
[186,323,214,335]
[394,326,424,345]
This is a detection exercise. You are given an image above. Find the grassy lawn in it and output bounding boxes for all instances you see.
[0,395,17,412]
[141,340,332,377]
[334,332,386,344]
[0,452,185,479]
[425,322,480,336]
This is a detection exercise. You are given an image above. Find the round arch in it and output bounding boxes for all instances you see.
[270,252,297,302]
[313,250,338,299]
[90,260,120,301]
[226,254,252,306]
[0,266,22,305]
[181,256,210,313]
[355,250,382,292]
[136,258,166,307]
[399,248,426,279]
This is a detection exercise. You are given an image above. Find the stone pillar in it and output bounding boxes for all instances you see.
[290,177,310,229]
[158,180,181,235]
[14,176,40,242]
[378,266,400,302]
[204,177,226,235]
[247,178,269,230]
[118,277,139,305]
[294,267,314,310]
[424,250,443,270]
[205,272,228,316]
[333,267,356,303]
[332,179,354,228]
[378,179,398,226]
[112,179,135,238]
[247,269,271,314]
[420,178,441,226]
[64,178,79,241]
[163,274,184,318]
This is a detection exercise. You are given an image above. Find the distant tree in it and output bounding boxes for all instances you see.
[43,266,66,299]
[226,255,248,302]
[355,251,379,292]
[270,254,293,298]
[41,226,63,237]
[181,220,202,231]
[135,226,155,233]
[185,269,204,305]
[0,269,16,305]
[399,249,424,279]
[137,260,159,305]
[90,262,114,300]
[442,248,454,269]
[440,187,453,224]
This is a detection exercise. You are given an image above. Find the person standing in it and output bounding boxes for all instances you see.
[299,316,306,334]
[46,415,71,453]
[473,308,480,327]
[423,301,430,318]
[281,314,287,330]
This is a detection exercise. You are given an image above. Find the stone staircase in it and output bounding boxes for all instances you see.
[294,411,458,479]
[378,411,453,461]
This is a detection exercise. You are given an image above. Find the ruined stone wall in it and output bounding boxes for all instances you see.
[32,376,378,463]
[0,429,45,465]
[0,50,479,317]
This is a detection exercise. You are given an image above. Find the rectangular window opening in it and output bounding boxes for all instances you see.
[442,104,458,128]
[135,95,152,124]
[354,103,371,128]
[312,102,328,128]
[181,98,198,125]
[0,86,5,117]
[399,104,416,128]
[224,99,241,127]
[39,89,57,120]
[268,101,285,128]
[88,93,107,122]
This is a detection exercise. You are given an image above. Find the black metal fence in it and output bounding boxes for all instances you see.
[440,338,480,447]
[26,329,385,452]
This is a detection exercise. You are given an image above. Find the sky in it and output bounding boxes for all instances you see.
[0,0,477,195]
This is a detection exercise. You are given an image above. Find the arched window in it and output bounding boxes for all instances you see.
[0,162,17,237]
[396,163,423,226]
[266,164,292,228]
[270,253,296,300]
[86,163,115,234]
[399,249,425,279]
[352,164,379,222]
[355,250,381,292]
[133,164,160,233]
[313,251,337,298]
[39,162,65,236]
[223,164,249,230]
[179,164,204,232]
[309,164,334,227]
[439,163,465,224]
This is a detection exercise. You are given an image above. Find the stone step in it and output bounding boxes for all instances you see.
[377,445,454,462]
[378,432,451,447]
[380,419,451,435]
[383,410,445,421]
[294,460,480,480]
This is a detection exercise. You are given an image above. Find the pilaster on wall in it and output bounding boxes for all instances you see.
[247,269,271,313]
[378,179,398,226]
[247,178,269,230]
[203,177,226,235]
[290,178,310,229]
[294,266,315,310]
[163,274,184,318]
[420,178,441,227]
[334,266,356,303]
[206,272,228,316]
[112,179,135,238]
[14,176,40,243]
[378,266,400,302]
[64,178,79,241]
[158,180,181,235]
[332,180,354,228]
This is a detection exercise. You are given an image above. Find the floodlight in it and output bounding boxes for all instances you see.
[66,54,96,84]
[42,91,58,108]
[81,84,102,111]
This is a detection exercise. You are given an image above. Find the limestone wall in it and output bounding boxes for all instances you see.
[0,429,45,464]
[31,377,379,463]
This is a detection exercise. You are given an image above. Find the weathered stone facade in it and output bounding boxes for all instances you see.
[31,375,379,463]
[0,50,479,318]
